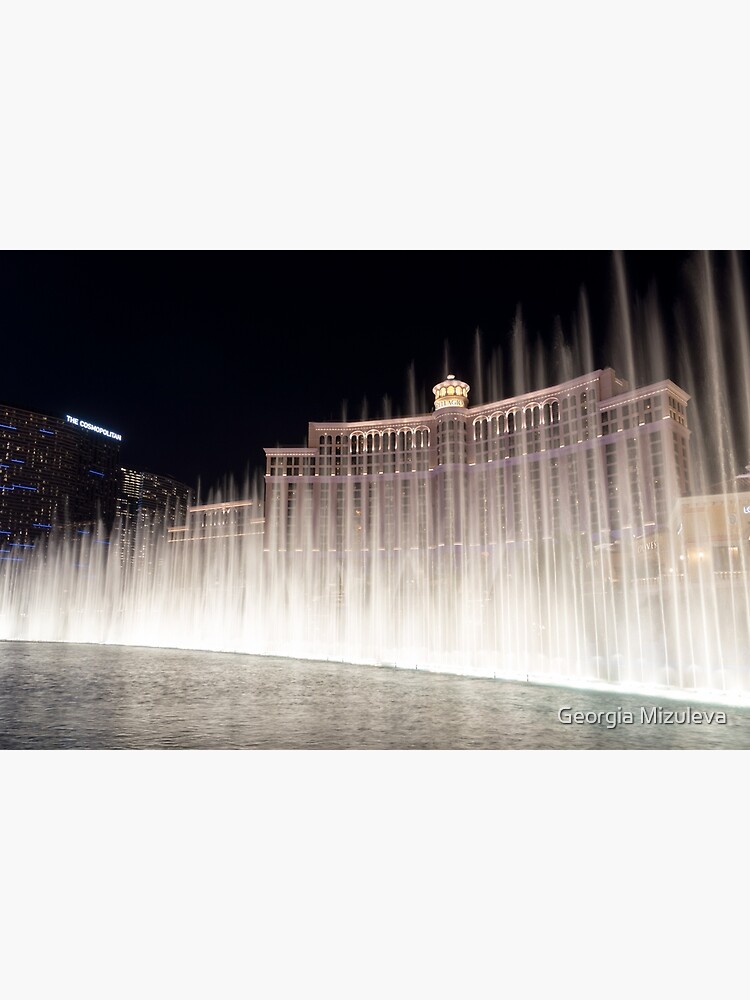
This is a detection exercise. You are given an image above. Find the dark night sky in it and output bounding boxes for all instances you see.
[0,252,733,494]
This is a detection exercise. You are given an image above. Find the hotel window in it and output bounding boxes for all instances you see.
[320,435,333,474]
[366,433,381,475]
[383,431,396,473]
[562,413,571,445]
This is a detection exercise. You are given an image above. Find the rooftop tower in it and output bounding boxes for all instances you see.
[432,374,470,411]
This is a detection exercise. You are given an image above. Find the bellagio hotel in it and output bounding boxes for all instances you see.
[263,367,691,555]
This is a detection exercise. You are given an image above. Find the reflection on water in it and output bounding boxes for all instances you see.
[1,641,749,749]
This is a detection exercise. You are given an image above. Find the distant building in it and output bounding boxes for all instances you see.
[262,367,692,554]
[1,402,121,550]
[117,468,193,529]
[167,498,264,544]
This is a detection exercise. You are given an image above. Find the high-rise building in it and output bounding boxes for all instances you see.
[263,367,691,555]
[1,403,122,549]
[117,468,193,529]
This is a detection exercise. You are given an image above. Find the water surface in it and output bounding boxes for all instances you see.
[1,642,749,749]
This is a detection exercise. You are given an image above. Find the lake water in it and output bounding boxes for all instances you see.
[1,641,749,749]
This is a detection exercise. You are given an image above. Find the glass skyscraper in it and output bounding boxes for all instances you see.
[0,402,122,548]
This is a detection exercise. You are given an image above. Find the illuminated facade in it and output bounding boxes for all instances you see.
[168,499,264,544]
[1,402,121,549]
[263,368,692,554]
[672,491,750,574]
[117,468,193,528]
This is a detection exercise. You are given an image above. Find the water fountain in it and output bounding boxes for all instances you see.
[2,252,750,703]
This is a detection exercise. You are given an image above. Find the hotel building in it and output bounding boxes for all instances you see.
[1,402,121,549]
[167,498,264,545]
[117,468,193,529]
[263,368,691,555]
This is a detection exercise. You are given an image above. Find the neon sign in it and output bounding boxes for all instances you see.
[66,415,122,442]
